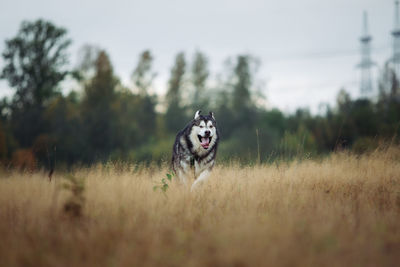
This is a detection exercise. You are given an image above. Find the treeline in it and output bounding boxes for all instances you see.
[0,19,400,170]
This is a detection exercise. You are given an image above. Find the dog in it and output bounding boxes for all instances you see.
[172,110,219,190]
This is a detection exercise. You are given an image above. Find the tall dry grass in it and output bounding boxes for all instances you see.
[0,148,400,267]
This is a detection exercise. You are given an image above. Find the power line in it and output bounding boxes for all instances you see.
[263,45,388,63]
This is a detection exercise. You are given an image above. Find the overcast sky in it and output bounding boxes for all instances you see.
[0,0,394,113]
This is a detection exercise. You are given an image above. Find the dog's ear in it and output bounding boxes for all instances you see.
[209,111,215,120]
[194,110,201,120]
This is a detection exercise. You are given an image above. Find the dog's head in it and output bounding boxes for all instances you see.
[190,110,217,150]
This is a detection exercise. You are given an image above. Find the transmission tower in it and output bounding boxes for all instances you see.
[357,11,375,95]
[391,0,400,79]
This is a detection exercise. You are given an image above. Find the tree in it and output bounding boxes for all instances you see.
[0,120,7,162]
[376,64,400,137]
[1,19,71,108]
[165,52,187,132]
[76,44,101,81]
[378,63,399,102]
[190,51,209,112]
[44,92,83,166]
[81,50,119,162]
[230,55,259,127]
[131,50,156,96]
[232,55,252,111]
[336,88,351,114]
[0,19,72,148]
[83,51,117,105]
[129,50,157,143]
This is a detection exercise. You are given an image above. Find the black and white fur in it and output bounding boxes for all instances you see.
[172,110,219,190]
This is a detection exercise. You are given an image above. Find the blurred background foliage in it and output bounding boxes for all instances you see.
[1,19,400,170]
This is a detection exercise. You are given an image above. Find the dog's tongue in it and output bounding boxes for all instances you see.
[201,137,210,148]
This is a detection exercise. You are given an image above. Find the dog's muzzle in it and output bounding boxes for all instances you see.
[198,135,212,149]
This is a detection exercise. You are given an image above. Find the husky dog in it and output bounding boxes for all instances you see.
[172,110,219,190]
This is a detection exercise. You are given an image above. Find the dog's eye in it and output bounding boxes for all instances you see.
[209,125,213,128]
[200,126,204,128]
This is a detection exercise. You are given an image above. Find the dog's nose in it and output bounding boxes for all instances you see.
[205,130,210,136]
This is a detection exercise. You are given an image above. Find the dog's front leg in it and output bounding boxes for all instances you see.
[191,169,210,191]
[178,159,192,187]
[177,169,189,186]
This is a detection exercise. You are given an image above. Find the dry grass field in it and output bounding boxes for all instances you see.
[1,148,400,267]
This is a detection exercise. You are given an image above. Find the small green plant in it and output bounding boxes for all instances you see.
[61,175,86,218]
[153,173,173,194]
